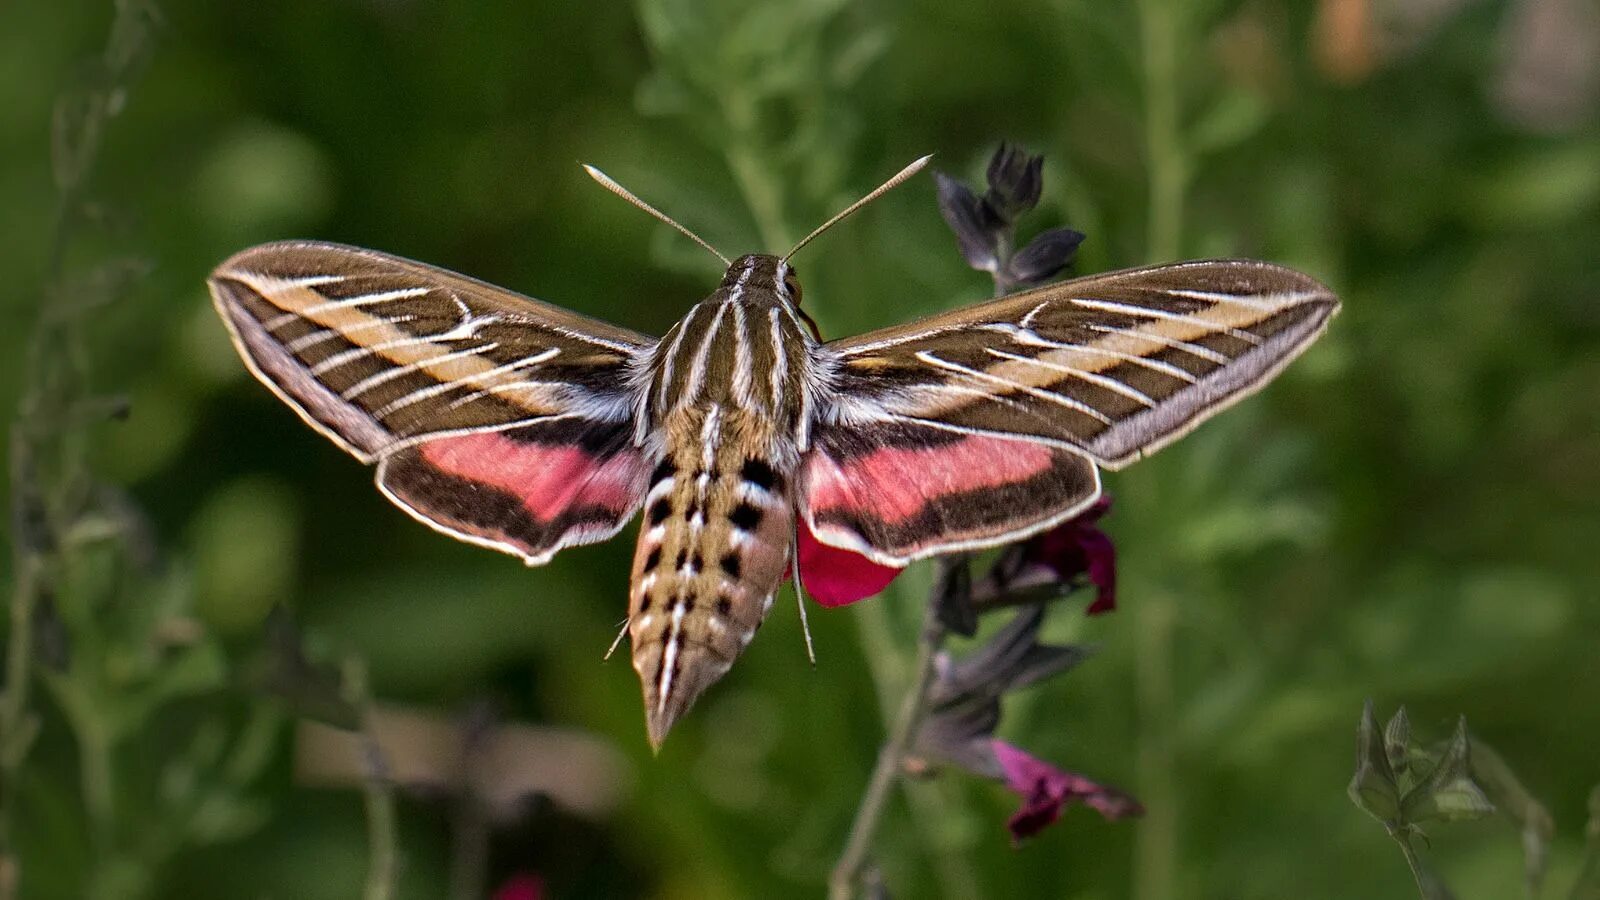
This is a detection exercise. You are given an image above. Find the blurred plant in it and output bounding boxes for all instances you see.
[1312,0,1600,130]
[825,145,1133,900]
[632,0,890,271]
[0,4,343,899]
[491,872,545,900]
[1578,787,1600,900]
[1347,702,1600,900]
[288,649,633,900]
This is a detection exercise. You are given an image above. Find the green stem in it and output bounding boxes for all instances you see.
[0,546,40,894]
[1,4,158,890]
[830,594,948,900]
[725,141,795,253]
[79,718,117,855]
[1132,594,1178,900]
[1393,833,1456,900]
[1138,0,1187,262]
[343,659,398,900]
[1133,1,1188,896]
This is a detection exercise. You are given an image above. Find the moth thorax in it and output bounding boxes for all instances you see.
[626,444,793,748]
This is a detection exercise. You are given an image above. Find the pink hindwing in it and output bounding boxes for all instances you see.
[379,420,649,564]
[800,420,1102,567]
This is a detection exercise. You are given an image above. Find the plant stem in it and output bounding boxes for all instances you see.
[343,659,398,900]
[1132,592,1178,900]
[1393,832,1456,900]
[1133,1,1187,896]
[1,4,158,891]
[725,141,795,253]
[1138,0,1187,262]
[829,589,949,900]
[0,544,39,900]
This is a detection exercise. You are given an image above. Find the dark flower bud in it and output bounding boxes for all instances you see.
[934,170,1002,273]
[983,142,1044,222]
[1007,227,1086,287]
[971,496,1117,615]
[910,605,1139,843]
[933,558,979,636]
[927,605,1090,709]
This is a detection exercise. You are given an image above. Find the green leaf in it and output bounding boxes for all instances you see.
[252,608,359,730]
[1571,785,1600,900]
[1188,89,1269,157]
[1467,738,1553,899]
[1385,706,1413,782]
[188,794,272,845]
[1402,717,1495,825]
[1349,700,1403,824]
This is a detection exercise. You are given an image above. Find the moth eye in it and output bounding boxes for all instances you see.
[784,274,803,304]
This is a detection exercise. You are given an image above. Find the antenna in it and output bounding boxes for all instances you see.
[582,164,731,267]
[783,154,933,262]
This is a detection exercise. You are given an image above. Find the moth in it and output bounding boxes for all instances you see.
[209,157,1338,746]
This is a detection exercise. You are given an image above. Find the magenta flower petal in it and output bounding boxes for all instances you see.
[492,874,544,900]
[1078,528,1117,615]
[795,517,904,607]
[993,740,1143,842]
[1021,496,1117,614]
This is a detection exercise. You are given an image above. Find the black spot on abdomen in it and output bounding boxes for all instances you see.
[740,458,781,491]
[730,502,762,531]
[648,498,671,525]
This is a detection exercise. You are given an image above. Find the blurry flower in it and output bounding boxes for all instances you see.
[984,143,1044,221]
[971,496,1117,615]
[936,143,1084,293]
[1023,497,1117,614]
[492,873,544,900]
[993,741,1144,842]
[1006,227,1085,285]
[912,604,1139,841]
[935,170,1005,273]
[927,604,1089,710]
[794,516,903,607]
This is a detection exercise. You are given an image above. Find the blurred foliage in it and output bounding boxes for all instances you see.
[2,0,1597,898]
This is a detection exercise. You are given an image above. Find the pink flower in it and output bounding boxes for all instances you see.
[1019,496,1117,614]
[794,516,904,607]
[492,873,544,900]
[992,740,1143,843]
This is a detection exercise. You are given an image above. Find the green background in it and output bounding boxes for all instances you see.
[3,0,1598,897]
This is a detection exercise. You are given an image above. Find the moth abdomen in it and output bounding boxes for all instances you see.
[627,426,795,747]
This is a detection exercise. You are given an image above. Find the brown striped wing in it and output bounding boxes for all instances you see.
[209,241,652,463]
[210,241,657,564]
[821,259,1339,470]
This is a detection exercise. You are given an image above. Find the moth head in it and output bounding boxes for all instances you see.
[720,254,799,302]
[781,262,802,306]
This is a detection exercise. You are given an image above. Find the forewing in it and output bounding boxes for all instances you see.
[800,419,1101,566]
[208,240,651,462]
[822,259,1338,469]
[210,240,655,564]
